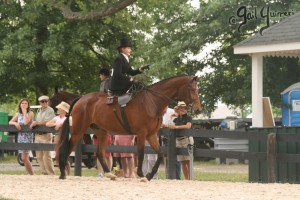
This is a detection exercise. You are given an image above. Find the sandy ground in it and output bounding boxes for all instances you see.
[0,163,299,200]
[1,174,300,200]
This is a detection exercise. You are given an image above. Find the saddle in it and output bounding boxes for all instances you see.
[107,81,145,106]
[106,93,132,107]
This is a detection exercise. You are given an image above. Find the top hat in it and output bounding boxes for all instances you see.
[118,38,133,49]
[56,101,70,113]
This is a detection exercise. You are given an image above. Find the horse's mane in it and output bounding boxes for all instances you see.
[148,75,190,87]
[59,91,80,98]
[136,75,191,118]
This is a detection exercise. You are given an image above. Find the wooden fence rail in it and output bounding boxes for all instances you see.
[1,125,300,182]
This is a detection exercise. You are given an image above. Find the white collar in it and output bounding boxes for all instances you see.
[121,53,129,63]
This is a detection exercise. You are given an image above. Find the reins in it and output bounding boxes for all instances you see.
[145,88,176,106]
[187,81,195,113]
[129,81,175,116]
[145,79,195,114]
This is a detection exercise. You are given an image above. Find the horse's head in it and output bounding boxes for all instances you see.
[49,92,59,110]
[177,76,202,113]
[49,91,80,111]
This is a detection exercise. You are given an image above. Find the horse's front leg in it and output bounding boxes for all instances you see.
[145,134,163,181]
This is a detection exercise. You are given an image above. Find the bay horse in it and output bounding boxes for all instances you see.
[57,75,201,181]
[49,90,96,168]
[49,91,80,111]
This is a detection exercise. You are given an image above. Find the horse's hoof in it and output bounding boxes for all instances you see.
[105,172,117,179]
[140,177,149,183]
[146,173,152,181]
[59,175,66,180]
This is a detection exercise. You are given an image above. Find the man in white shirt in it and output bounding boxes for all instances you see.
[162,107,175,127]
[161,106,182,179]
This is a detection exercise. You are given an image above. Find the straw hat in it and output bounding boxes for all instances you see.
[56,101,70,113]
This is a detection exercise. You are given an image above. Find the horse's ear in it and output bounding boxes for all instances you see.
[192,76,199,81]
[54,86,59,94]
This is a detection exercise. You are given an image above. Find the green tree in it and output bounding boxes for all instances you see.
[35,0,137,20]
[171,0,300,116]
[135,0,300,116]
[0,0,196,105]
[0,0,138,104]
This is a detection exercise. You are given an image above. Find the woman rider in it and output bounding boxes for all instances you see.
[109,38,147,96]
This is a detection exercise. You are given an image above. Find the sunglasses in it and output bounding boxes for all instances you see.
[39,100,48,103]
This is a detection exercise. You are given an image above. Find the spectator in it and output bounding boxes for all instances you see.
[45,101,72,143]
[114,135,135,178]
[111,136,123,176]
[99,67,111,93]
[93,67,113,177]
[169,101,193,180]
[161,106,182,180]
[9,98,35,175]
[30,95,55,175]
[162,106,175,128]
[92,134,113,177]
[46,101,72,175]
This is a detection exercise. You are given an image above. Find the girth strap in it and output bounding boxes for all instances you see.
[113,106,134,135]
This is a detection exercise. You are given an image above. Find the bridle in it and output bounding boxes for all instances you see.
[49,94,58,109]
[186,79,197,113]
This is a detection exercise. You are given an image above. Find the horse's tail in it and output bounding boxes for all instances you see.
[57,97,81,177]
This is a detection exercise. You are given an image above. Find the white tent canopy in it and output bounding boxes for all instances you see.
[234,12,300,127]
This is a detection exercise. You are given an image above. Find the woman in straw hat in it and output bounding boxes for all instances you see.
[46,101,72,138]
[168,101,193,180]
[46,101,72,174]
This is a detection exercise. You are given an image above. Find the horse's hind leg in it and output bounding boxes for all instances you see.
[61,123,89,178]
[145,134,163,181]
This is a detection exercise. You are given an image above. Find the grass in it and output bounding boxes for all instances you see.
[0,155,248,182]
[194,171,247,182]
[0,154,17,163]
[0,197,14,200]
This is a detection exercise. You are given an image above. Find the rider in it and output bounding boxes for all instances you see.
[109,38,145,96]
[99,67,111,93]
